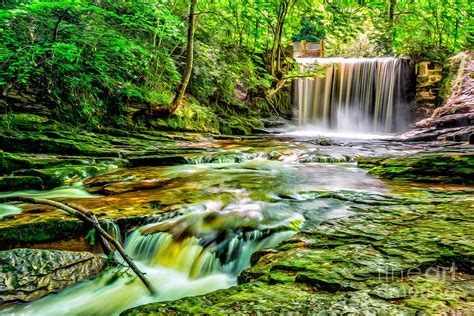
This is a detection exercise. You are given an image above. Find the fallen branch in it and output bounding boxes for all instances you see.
[0,196,157,296]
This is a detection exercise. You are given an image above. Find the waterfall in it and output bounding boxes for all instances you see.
[294,57,414,133]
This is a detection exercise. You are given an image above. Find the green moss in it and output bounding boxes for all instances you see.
[0,176,44,191]
[1,263,15,273]
[0,133,120,157]
[0,219,86,246]
[11,276,20,289]
[359,152,474,184]
[13,165,110,189]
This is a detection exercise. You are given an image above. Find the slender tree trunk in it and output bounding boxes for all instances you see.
[387,0,396,52]
[270,1,285,77]
[53,9,69,42]
[270,0,291,78]
[168,0,197,114]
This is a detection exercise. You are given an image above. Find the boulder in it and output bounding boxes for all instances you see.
[0,248,106,305]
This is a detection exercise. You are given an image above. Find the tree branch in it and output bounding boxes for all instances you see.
[53,9,69,42]
[0,196,157,296]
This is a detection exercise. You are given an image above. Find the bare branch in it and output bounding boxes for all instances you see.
[0,196,157,296]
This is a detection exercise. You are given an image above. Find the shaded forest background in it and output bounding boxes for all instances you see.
[1,0,472,134]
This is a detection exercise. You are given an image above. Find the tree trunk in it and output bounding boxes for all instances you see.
[270,0,292,79]
[53,9,69,42]
[270,2,285,77]
[167,0,198,115]
[387,0,396,52]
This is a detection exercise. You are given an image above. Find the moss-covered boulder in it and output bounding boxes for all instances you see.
[0,176,44,191]
[0,248,105,305]
[358,151,474,184]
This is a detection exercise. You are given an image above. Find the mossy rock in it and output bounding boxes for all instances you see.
[0,133,119,157]
[12,165,111,189]
[0,248,105,305]
[0,176,44,191]
[358,152,474,184]
[0,219,87,247]
[0,114,52,132]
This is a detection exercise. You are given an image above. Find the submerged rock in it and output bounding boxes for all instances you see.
[0,248,105,305]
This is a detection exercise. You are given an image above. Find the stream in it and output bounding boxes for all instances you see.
[1,131,437,315]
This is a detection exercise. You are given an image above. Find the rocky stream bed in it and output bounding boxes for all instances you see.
[0,114,473,314]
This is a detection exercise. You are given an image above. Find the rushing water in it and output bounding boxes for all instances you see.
[2,134,420,315]
[294,57,414,133]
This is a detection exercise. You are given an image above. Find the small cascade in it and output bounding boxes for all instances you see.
[184,152,267,165]
[125,228,295,278]
[294,57,414,133]
[103,219,122,243]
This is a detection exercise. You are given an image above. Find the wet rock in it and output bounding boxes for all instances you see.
[0,220,87,249]
[127,155,188,167]
[402,52,473,142]
[0,248,105,305]
[0,133,120,157]
[0,176,44,191]
[358,151,474,184]
[12,166,112,189]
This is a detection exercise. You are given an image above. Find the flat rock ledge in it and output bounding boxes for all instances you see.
[0,248,106,305]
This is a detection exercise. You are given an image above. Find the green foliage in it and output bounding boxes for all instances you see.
[1,0,275,133]
[85,228,96,246]
[1,0,470,134]
[1,1,172,126]
[291,17,326,42]
[308,0,472,59]
[155,100,220,134]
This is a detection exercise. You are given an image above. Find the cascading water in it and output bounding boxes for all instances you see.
[294,57,414,133]
[4,202,299,315]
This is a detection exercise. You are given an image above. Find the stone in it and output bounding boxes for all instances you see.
[0,176,44,191]
[357,151,474,184]
[403,52,474,142]
[0,248,106,305]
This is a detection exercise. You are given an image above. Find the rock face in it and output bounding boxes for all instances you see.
[0,248,106,305]
[414,60,444,121]
[402,52,473,142]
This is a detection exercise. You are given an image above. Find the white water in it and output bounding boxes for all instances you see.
[7,263,234,315]
[295,57,413,133]
[285,129,394,140]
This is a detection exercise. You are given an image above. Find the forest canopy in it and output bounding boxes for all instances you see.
[1,0,472,131]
